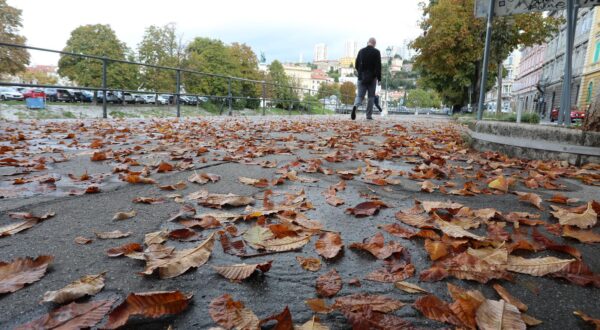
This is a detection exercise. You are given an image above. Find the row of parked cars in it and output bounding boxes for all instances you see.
[0,87,208,105]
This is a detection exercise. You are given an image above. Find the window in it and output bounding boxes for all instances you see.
[595,42,600,63]
[587,81,593,104]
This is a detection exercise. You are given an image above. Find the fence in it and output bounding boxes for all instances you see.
[0,42,331,118]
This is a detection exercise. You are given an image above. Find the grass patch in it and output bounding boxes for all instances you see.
[62,111,76,119]
[453,112,540,124]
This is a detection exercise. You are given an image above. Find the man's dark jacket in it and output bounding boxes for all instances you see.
[355,45,381,85]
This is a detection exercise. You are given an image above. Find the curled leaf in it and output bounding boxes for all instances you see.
[316,269,342,298]
[296,256,322,272]
[209,294,260,330]
[42,272,106,304]
[315,232,343,259]
[213,261,272,282]
[0,255,54,294]
[16,299,115,330]
[112,210,136,221]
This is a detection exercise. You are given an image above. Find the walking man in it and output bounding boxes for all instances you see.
[351,37,382,120]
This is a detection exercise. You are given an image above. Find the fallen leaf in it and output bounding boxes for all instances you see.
[547,194,579,205]
[475,299,526,330]
[338,305,413,329]
[106,243,143,257]
[104,291,192,329]
[0,219,39,238]
[488,176,514,193]
[121,174,156,184]
[213,261,272,282]
[521,313,543,326]
[16,299,115,330]
[296,316,329,330]
[395,212,434,229]
[42,272,106,304]
[306,298,333,314]
[515,192,544,210]
[141,233,215,279]
[507,256,574,276]
[95,230,132,239]
[168,228,201,241]
[90,151,107,161]
[551,202,598,229]
[349,232,404,259]
[424,239,449,261]
[260,306,293,329]
[365,263,415,283]
[435,219,485,241]
[159,181,187,191]
[188,172,221,184]
[413,294,462,326]
[74,236,92,245]
[132,196,165,204]
[209,294,260,330]
[562,226,600,243]
[346,201,388,217]
[573,310,600,329]
[315,232,343,259]
[194,190,255,208]
[394,281,429,294]
[157,161,174,173]
[316,269,342,297]
[380,223,417,238]
[112,210,136,221]
[421,180,438,193]
[0,255,53,293]
[422,201,464,213]
[492,284,527,312]
[239,176,270,188]
[296,256,321,272]
[333,293,404,313]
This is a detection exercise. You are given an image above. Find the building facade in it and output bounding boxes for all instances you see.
[578,8,600,112]
[484,50,521,111]
[540,8,594,116]
[513,44,547,114]
[313,43,327,62]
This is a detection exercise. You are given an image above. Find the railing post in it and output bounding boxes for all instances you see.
[288,87,293,115]
[262,81,266,116]
[228,78,232,116]
[176,69,181,118]
[102,58,108,119]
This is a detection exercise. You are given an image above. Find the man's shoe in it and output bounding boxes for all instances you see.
[366,117,374,120]
[351,106,357,120]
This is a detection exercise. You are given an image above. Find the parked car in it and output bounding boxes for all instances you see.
[0,87,24,101]
[45,88,74,102]
[22,89,46,99]
[157,94,171,105]
[142,95,156,104]
[115,92,135,104]
[96,91,120,104]
[550,107,586,123]
[133,94,147,104]
[72,90,94,103]
[180,95,198,105]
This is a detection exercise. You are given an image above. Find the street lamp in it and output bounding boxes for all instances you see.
[384,46,393,116]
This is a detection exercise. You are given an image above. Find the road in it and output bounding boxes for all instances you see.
[0,115,598,329]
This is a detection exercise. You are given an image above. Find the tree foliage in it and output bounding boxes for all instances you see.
[405,88,441,108]
[183,37,238,97]
[0,0,30,76]
[339,81,356,105]
[412,0,560,108]
[58,24,138,91]
[137,23,184,92]
[18,69,57,85]
[317,82,340,100]
[266,60,297,108]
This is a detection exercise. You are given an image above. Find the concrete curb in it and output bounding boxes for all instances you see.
[466,121,600,165]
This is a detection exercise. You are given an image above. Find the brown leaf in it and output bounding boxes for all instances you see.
[394,281,429,294]
[562,226,600,243]
[296,316,329,330]
[74,236,93,245]
[574,310,600,329]
[132,196,165,204]
[551,201,598,229]
[42,272,106,304]
[349,232,404,259]
[0,219,38,238]
[551,260,600,287]
[316,268,342,297]
[419,266,449,282]
[380,223,417,238]
[168,228,201,241]
[435,219,485,241]
[112,210,136,221]
[515,192,544,210]
[306,298,334,314]
[422,201,464,213]
[209,294,260,330]
[443,252,512,283]
[315,232,343,259]
[16,299,115,330]
[521,313,543,326]
[475,299,526,330]
[239,176,270,188]
[188,172,221,184]
[8,211,55,221]
[157,161,174,173]
[365,263,415,283]
[547,194,579,205]
[338,305,413,330]
[121,174,157,184]
[333,293,405,313]
[159,181,187,191]
[90,151,107,161]
[447,283,485,330]
[507,256,574,276]
[213,261,272,282]
[424,239,449,261]
[106,243,143,257]
[488,176,515,193]
[140,232,215,279]
[260,306,293,330]
[104,291,192,329]
[346,201,388,217]
[95,230,132,239]
[0,255,53,293]
[413,294,462,326]
[194,190,255,209]
[395,212,435,229]
[324,187,345,206]
[492,284,527,312]
[296,256,322,272]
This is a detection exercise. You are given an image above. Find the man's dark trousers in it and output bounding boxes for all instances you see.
[354,79,377,119]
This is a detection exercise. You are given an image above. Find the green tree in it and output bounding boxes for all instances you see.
[18,69,57,85]
[58,24,138,103]
[0,0,30,76]
[137,23,184,92]
[405,88,441,108]
[339,81,356,105]
[183,37,238,97]
[412,0,559,110]
[266,60,295,108]
[229,42,261,109]
[317,82,340,99]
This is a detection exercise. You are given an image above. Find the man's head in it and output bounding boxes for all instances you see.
[368,37,377,47]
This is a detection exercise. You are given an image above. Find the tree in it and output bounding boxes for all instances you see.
[405,88,441,108]
[58,24,138,103]
[339,81,356,105]
[0,0,29,76]
[137,23,185,92]
[17,69,57,85]
[317,82,340,99]
[266,60,295,108]
[412,0,560,111]
[229,42,261,108]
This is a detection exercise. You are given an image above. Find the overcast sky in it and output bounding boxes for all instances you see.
[9,0,423,66]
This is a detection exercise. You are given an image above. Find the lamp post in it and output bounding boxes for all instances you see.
[384,46,393,116]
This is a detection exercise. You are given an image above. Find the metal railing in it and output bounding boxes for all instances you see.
[0,42,331,118]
